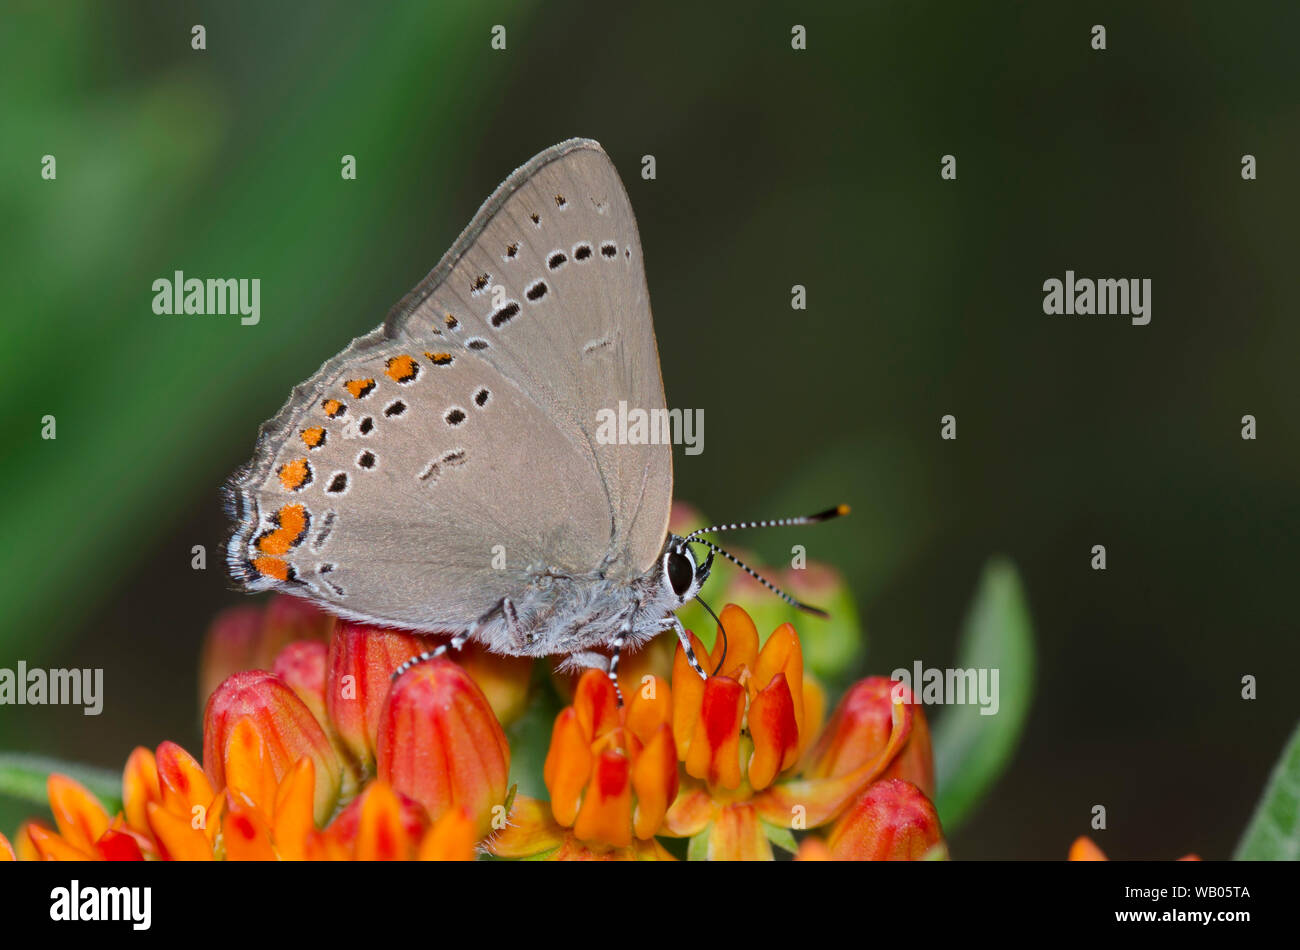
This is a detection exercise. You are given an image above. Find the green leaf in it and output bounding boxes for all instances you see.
[1234,721,1300,860]
[763,821,798,854]
[687,829,711,861]
[931,559,1035,832]
[0,752,123,815]
[504,672,565,802]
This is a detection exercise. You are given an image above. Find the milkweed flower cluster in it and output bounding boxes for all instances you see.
[3,583,947,860]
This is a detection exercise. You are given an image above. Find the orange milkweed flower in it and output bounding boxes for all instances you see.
[488,669,678,859]
[660,605,944,860]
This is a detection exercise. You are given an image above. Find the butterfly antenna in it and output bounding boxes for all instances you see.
[695,595,728,676]
[685,536,830,619]
[685,503,850,541]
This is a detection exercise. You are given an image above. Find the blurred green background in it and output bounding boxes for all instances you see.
[2,0,1297,859]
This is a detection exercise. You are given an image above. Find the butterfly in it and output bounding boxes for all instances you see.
[224,138,845,701]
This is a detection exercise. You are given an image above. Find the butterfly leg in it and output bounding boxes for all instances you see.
[390,600,501,681]
[663,614,709,681]
[606,619,633,708]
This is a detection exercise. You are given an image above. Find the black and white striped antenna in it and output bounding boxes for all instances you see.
[684,504,849,618]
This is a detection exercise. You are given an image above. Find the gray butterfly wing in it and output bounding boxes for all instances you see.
[225,139,672,631]
[387,138,671,582]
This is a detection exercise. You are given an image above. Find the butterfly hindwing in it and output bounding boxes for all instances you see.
[226,140,672,630]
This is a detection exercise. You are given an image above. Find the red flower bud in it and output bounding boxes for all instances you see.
[826,779,945,860]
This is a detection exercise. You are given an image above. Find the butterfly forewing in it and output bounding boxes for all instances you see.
[388,140,672,580]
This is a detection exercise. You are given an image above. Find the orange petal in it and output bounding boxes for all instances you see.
[26,824,96,861]
[747,672,799,790]
[46,774,111,854]
[324,784,427,858]
[754,695,913,827]
[625,674,673,743]
[1068,836,1108,861]
[805,677,934,798]
[223,790,278,861]
[712,604,758,681]
[799,673,827,761]
[826,779,944,860]
[0,832,13,861]
[662,781,716,838]
[156,741,215,817]
[707,802,774,861]
[354,781,415,860]
[631,724,678,839]
[272,757,317,861]
[571,748,633,848]
[377,658,510,838]
[14,822,43,861]
[202,790,226,845]
[223,716,278,814]
[755,622,805,738]
[684,675,746,790]
[885,696,934,800]
[572,668,620,741]
[795,836,832,860]
[122,746,161,840]
[615,634,676,707]
[418,808,478,861]
[543,707,593,828]
[485,796,567,859]
[803,677,894,779]
[146,801,214,861]
[670,629,711,757]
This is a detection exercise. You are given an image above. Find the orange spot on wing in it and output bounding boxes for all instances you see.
[322,399,346,418]
[425,352,453,365]
[346,378,375,398]
[444,313,458,329]
[252,557,290,581]
[301,427,326,449]
[385,355,418,382]
[278,458,311,492]
[256,504,308,555]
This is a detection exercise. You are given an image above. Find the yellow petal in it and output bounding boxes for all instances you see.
[485,796,566,859]
[707,803,774,861]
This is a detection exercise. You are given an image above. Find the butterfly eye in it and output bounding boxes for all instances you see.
[666,550,695,598]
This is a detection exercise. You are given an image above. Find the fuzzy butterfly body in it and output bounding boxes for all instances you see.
[225,140,711,677]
